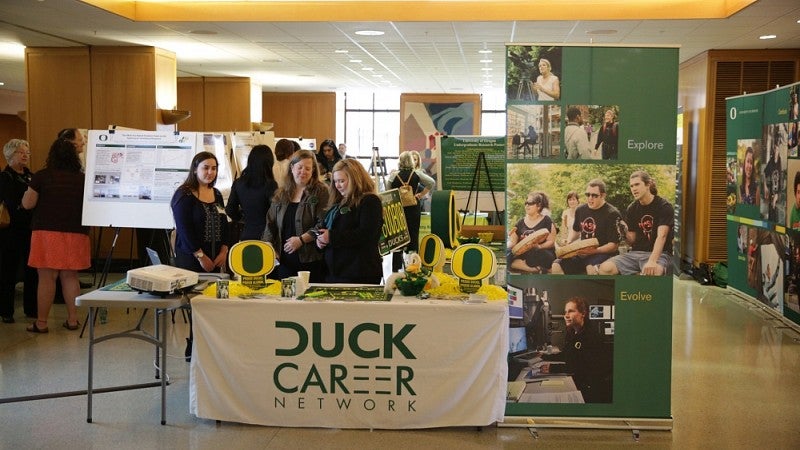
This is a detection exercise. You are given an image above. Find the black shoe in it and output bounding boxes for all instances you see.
[185,337,193,362]
[1,316,14,324]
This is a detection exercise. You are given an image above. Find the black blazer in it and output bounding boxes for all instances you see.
[323,194,384,284]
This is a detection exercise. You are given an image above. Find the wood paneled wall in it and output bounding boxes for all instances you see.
[0,114,27,161]
[25,47,92,169]
[678,49,800,267]
[25,46,177,260]
[176,77,252,132]
[262,92,336,144]
[176,78,205,131]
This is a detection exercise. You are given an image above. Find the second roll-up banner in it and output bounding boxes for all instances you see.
[504,44,677,425]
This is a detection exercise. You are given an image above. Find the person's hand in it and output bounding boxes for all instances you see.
[283,236,303,254]
[316,229,330,249]
[213,246,228,269]
[641,260,662,276]
[198,254,215,272]
[539,362,551,374]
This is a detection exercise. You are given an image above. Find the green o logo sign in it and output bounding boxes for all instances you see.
[229,240,276,278]
[431,190,461,248]
[450,244,497,281]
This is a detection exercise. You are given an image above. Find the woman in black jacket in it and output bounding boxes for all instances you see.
[316,159,383,284]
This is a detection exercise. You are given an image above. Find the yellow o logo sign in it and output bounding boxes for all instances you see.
[419,234,445,271]
[228,240,276,277]
[450,243,497,281]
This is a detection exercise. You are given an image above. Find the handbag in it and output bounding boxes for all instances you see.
[397,171,417,207]
[0,201,10,229]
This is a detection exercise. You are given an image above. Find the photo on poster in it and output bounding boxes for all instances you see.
[506,163,676,276]
[563,105,620,161]
[507,104,544,159]
[790,121,799,157]
[786,159,800,229]
[726,154,739,213]
[759,242,784,311]
[736,223,748,255]
[786,230,800,314]
[761,123,787,224]
[745,227,786,313]
[506,277,614,404]
[506,45,562,102]
[737,138,761,207]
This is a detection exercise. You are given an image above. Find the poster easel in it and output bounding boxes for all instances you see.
[463,151,502,226]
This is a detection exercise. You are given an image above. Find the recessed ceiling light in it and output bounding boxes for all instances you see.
[334,49,349,53]
[349,59,362,63]
[361,67,374,71]
[0,82,4,86]
[586,29,618,35]
[480,59,493,63]
[355,30,384,36]
[759,34,777,40]
[481,67,492,71]
[478,49,492,54]
[372,74,383,78]
[189,29,218,35]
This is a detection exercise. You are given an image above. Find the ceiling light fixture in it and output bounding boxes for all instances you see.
[334,49,348,53]
[355,30,384,36]
[349,59,362,63]
[478,49,492,54]
[586,29,618,35]
[362,67,374,71]
[480,59,492,63]
[481,67,492,71]
[759,34,777,40]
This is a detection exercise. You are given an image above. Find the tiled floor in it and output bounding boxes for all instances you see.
[1,277,799,449]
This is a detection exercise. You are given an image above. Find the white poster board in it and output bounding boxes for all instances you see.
[82,129,197,229]
[231,131,276,177]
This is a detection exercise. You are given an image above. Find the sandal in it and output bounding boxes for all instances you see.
[27,321,49,333]
[62,320,80,331]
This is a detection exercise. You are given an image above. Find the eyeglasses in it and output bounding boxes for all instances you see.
[525,201,538,206]
[15,150,31,156]
[585,192,601,198]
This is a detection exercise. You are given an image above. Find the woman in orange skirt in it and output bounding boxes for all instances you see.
[22,132,90,333]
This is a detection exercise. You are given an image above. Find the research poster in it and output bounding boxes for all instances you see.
[726,82,800,325]
[82,129,197,229]
[504,45,677,420]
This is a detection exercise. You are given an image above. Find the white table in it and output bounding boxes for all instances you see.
[189,294,509,429]
[76,287,186,425]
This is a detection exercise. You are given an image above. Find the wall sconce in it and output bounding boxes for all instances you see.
[160,109,191,125]
[252,122,274,132]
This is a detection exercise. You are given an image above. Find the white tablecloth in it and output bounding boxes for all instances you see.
[189,295,508,429]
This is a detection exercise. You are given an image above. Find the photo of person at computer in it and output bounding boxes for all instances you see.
[506,278,614,404]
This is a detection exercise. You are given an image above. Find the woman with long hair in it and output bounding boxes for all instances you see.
[263,150,329,282]
[507,191,557,274]
[226,145,278,241]
[22,136,90,333]
[171,151,231,273]
[533,58,560,101]
[740,146,758,205]
[316,159,384,284]
[316,139,342,182]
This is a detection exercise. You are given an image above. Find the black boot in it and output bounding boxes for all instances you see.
[185,337,193,362]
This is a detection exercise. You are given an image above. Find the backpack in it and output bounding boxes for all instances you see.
[398,171,417,207]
